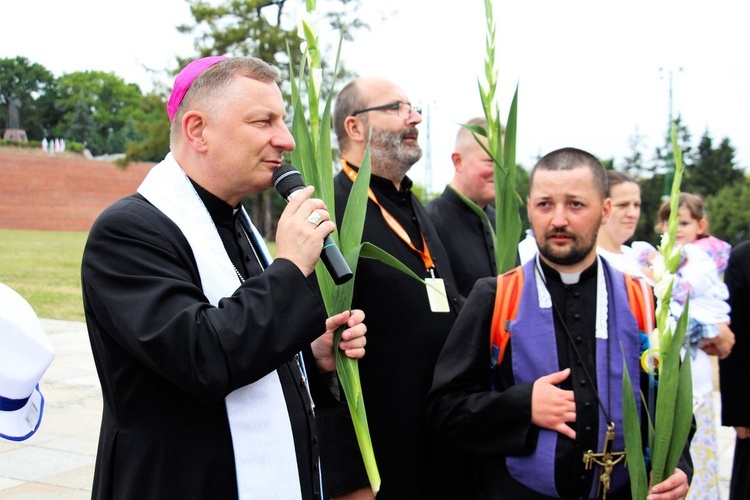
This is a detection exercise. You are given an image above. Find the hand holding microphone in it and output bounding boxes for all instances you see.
[273,164,353,285]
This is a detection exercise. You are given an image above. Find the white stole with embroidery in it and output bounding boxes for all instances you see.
[138,153,302,499]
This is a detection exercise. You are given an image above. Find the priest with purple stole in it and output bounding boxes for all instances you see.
[427,147,693,499]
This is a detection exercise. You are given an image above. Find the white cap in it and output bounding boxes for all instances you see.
[0,283,55,441]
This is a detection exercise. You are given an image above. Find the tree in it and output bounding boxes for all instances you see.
[633,173,665,246]
[0,56,56,140]
[124,92,172,163]
[683,132,743,198]
[61,95,98,149]
[50,71,144,156]
[706,179,750,246]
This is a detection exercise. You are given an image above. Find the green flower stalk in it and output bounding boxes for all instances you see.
[458,0,522,275]
[289,3,426,494]
[622,123,693,498]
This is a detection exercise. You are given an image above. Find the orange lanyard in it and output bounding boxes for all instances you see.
[340,158,435,271]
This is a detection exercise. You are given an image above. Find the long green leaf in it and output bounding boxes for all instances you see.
[622,356,648,499]
[288,16,381,492]
[663,302,693,477]
[650,325,681,483]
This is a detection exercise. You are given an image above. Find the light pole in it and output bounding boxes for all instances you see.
[659,66,683,199]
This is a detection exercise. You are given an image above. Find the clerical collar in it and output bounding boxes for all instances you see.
[343,161,413,192]
[539,257,598,285]
[188,178,238,226]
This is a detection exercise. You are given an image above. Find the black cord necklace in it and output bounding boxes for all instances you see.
[533,257,612,423]
[534,257,626,500]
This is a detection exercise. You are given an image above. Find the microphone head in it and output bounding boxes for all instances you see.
[272,164,305,199]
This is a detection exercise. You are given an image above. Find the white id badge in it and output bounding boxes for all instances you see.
[425,277,450,312]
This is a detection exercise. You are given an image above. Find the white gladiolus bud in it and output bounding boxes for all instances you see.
[660,231,671,249]
[665,316,677,338]
[311,68,323,97]
[650,327,660,350]
[480,80,490,97]
[651,254,666,283]
[653,271,674,303]
[490,105,499,123]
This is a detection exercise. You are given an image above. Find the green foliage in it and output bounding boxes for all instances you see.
[0,56,57,139]
[625,121,744,247]
[706,179,750,245]
[683,132,743,198]
[623,124,693,494]
[621,360,647,499]
[124,92,172,163]
[288,15,381,491]
[49,71,144,156]
[476,0,522,274]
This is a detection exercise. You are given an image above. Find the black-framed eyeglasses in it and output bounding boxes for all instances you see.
[350,101,422,118]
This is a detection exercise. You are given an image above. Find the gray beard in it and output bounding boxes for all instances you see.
[368,128,422,185]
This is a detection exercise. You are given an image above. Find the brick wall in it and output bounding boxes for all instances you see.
[0,152,155,232]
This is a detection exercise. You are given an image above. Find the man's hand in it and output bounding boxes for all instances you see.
[274,185,336,277]
[700,322,735,359]
[311,309,367,373]
[736,426,750,439]
[647,468,689,500]
[531,368,576,440]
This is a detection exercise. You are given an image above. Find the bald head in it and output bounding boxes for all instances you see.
[334,77,409,154]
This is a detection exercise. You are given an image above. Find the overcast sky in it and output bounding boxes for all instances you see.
[3,0,748,193]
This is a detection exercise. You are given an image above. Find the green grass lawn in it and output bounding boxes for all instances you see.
[0,228,277,322]
[0,229,88,321]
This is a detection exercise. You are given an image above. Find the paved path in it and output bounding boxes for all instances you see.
[0,320,738,498]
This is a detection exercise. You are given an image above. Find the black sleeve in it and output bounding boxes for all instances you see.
[427,277,537,457]
[720,242,750,426]
[82,200,327,404]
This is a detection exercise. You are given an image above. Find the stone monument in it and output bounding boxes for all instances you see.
[3,95,28,142]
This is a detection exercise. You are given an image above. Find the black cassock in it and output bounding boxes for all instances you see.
[721,240,750,500]
[427,261,693,499]
[333,168,476,498]
[82,183,363,499]
[425,186,497,299]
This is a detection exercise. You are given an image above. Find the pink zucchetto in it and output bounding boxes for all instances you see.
[167,55,228,123]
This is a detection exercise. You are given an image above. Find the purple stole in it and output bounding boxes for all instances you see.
[505,258,642,497]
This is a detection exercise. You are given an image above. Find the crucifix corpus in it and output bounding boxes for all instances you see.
[583,422,627,499]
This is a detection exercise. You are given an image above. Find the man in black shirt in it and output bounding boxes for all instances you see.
[427,147,692,499]
[82,56,368,499]
[426,117,497,299]
[331,77,470,498]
